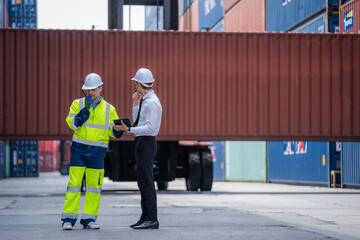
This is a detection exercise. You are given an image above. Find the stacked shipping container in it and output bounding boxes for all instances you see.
[266,0,339,33]
[10,140,38,177]
[8,0,37,28]
[224,0,265,32]
[198,0,223,30]
[340,0,360,33]
[179,0,198,31]
[38,140,60,172]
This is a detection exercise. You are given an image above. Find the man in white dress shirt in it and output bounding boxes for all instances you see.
[114,68,162,229]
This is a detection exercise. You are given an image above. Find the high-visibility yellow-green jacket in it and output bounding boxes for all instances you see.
[66,96,120,148]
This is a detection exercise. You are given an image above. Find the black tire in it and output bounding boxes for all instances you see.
[200,149,213,191]
[157,181,168,190]
[185,151,201,191]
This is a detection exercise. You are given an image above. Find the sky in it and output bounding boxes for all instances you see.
[37,0,144,30]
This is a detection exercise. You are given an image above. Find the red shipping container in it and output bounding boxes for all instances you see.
[224,0,240,13]
[224,0,265,32]
[1,29,360,141]
[179,0,199,31]
[39,151,60,172]
[340,0,360,33]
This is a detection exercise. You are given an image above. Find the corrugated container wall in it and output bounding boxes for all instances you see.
[340,0,360,33]
[224,0,240,13]
[293,13,339,33]
[341,142,360,187]
[266,0,339,32]
[267,142,330,186]
[179,0,199,31]
[0,141,5,179]
[199,0,224,30]
[145,5,164,30]
[224,0,265,32]
[1,29,360,141]
[225,141,266,182]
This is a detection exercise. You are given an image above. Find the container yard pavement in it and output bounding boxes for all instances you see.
[0,173,360,240]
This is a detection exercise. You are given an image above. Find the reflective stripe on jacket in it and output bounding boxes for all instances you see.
[66,97,119,148]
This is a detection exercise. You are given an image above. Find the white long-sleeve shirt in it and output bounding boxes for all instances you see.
[130,90,162,137]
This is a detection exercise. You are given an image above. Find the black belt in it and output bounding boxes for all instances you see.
[135,136,156,140]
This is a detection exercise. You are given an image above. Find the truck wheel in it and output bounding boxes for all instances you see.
[157,181,168,191]
[185,151,201,191]
[200,149,213,191]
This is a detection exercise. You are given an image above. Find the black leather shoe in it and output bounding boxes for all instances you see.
[130,219,145,228]
[133,220,159,229]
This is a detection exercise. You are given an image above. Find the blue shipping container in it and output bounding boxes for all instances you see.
[25,140,38,177]
[23,17,36,28]
[267,141,330,186]
[294,13,339,33]
[210,18,224,32]
[0,141,5,179]
[199,0,224,30]
[266,0,339,32]
[10,140,25,177]
[208,141,225,180]
[23,0,36,17]
[341,142,360,188]
[9,0,23,17]
[8,0,37,28]
[9,16,22,28]
[0,0,4,27]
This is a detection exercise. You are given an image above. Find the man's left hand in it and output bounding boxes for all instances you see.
[113,121,129,132]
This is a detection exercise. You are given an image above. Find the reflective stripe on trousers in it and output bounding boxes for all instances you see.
[61,166,104,222]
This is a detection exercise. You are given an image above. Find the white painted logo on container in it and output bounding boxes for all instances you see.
[204,0,216,16]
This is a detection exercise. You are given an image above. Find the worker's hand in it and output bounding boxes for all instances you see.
[132,92,142,106]
[85,95,93,110]
[113,121,130,132]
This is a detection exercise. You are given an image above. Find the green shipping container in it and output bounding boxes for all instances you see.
[225,141,266,182]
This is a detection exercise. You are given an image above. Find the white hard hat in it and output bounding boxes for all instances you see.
[131,68,155,86]
[82,73,103,90]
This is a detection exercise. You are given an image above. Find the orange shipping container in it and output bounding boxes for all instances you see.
[340,0,360,33]
[224,0,265,32]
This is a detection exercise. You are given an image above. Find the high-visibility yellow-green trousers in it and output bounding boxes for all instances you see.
[61,166,104,226]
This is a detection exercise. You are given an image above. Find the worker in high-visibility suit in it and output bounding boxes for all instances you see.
[61,73,123,230]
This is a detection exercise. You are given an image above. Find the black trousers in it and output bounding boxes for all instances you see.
[134,136,157,221]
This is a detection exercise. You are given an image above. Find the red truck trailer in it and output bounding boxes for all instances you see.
[1,29,360,190]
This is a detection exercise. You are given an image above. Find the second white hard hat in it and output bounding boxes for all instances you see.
[82,73,103,90]
[131,68,155,85]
